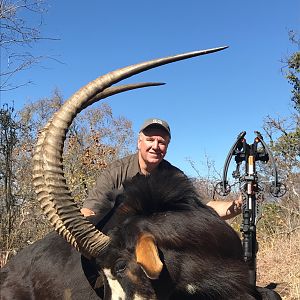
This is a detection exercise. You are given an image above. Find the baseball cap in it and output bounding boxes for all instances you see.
[139,118,171,138]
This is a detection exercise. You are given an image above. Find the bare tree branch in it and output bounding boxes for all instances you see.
[0,0,60,91]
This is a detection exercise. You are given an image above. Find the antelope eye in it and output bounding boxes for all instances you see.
[114,260,127,277]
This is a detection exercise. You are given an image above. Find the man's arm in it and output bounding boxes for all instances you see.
[207,195,242,220]
[81,168,117,218]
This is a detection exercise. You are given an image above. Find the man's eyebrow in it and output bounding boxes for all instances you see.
[144,136,167,141]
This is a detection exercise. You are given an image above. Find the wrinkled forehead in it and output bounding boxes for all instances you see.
[141,126,170,140]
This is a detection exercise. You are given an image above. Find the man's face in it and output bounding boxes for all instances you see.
[138,127,170,167]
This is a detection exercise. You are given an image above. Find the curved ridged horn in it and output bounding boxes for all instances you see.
[33,82,165,252]
[83,82,165,109]
[33,46,228,258]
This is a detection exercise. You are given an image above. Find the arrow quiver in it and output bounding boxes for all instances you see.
[214,131,287,287]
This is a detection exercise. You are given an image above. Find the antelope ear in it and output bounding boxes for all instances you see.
[135,233,163,280]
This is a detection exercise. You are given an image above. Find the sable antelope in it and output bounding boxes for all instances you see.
[1,46,266,299]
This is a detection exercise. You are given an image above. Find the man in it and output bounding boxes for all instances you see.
[81,118,242,220]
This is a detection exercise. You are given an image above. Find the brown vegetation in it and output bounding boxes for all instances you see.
[257,230,300,300]
[0,93,135,263]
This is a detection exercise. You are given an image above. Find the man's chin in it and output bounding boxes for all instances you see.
[147,156,162,164]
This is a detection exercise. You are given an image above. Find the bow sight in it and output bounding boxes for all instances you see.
[215,131,287,288]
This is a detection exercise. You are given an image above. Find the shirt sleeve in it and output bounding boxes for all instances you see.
[82,167,118,217]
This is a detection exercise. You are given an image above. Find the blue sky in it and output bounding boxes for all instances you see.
[1,1,299,178]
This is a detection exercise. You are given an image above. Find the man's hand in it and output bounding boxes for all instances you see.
[233,194,243,213]
[81,207,96,217]
[207,194,243,220]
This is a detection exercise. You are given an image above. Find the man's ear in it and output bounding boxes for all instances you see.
[137,134,142,150]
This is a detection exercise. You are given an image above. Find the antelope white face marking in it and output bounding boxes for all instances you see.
[103,268,126,300]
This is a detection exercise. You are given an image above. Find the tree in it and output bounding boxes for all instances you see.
[0,0,58,91]
[262,31,300,232]
[285,30,300,113]
[19,89,135,201]
[0,104,34,265]
[0,90,135,263]
[0,105,18,247]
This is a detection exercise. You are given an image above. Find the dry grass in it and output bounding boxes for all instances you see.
[256,230,300,300]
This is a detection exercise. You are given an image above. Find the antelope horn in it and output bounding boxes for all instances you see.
[83,82,165,109]
[33,46,228,258]
[33,82,165,252]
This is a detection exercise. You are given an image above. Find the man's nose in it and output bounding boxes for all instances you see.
[152,140,159,149]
